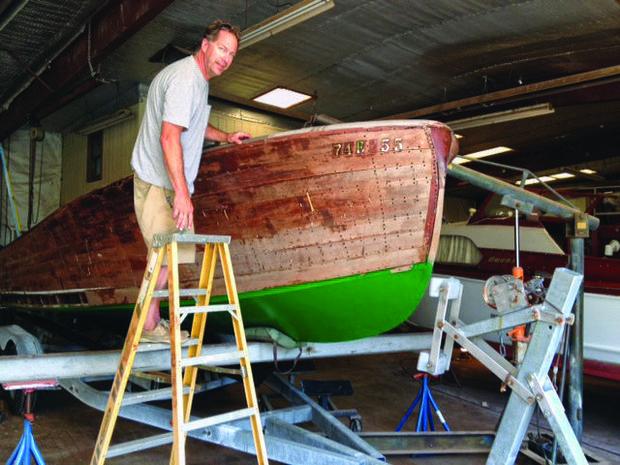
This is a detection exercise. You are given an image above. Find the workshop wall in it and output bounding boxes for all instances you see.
[59,100,297,205]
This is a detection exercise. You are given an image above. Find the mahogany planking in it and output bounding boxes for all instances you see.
[0,121,457,307]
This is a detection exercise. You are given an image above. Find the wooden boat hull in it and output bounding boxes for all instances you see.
[0,121,457,342]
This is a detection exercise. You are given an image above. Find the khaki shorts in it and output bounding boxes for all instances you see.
[133,175,196,264]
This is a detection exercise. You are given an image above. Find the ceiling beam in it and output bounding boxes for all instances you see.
[0,0,175,140]
[383,65,620,120]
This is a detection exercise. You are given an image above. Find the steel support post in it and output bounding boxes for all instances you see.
[568,237,584,441]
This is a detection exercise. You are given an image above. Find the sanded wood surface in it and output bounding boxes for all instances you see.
[0,121,457,307]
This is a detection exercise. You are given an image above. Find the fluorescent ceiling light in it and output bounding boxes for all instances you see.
[76,109,133,135]
[253,87,312,109]
[579,168,597,174]
[447,103,554,130]
[549,172,575,179]
[240,0,335,50]
[451,146,513,165]
[455,133,463,139]
[515,172,575,186]
[515,176,555,186]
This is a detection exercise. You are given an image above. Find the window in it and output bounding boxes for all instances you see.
[87,131,103,182]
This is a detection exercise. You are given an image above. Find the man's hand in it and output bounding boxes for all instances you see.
[226,132,251,144]
[172,191,194,231]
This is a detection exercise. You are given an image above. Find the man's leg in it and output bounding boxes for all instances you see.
[134,175,172,331]
[134,175,193,342]
[144,265,168,331]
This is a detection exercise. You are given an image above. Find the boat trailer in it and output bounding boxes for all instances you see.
[1,267,592,464]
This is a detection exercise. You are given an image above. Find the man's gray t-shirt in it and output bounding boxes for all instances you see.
[131,55,211,195]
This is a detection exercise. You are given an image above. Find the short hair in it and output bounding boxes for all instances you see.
[203,20,241,44]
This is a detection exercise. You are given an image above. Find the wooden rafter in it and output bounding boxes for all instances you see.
[383,65,620,120]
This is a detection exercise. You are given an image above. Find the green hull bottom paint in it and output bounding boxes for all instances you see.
[212,261,434,342]
[8,263,434,344]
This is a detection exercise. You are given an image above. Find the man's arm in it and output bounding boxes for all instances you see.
[205,123,251,144]
[161,121,193,231]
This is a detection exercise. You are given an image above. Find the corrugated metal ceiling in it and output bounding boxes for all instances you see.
[0,0,104,110]
[90,0,620,122]
[1,0,620,183]
[214,0,620,120]
[3,0,619,121]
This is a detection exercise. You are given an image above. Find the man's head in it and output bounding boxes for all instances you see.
[198,20,241,79]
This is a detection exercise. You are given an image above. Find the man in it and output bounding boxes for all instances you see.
[131,20,249,342]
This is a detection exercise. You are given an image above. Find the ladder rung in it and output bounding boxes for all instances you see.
[182,407,257,432]
[181,350,245,367]
[152,288,207,299]
[179,304,237,315]
[137,337,200,352]
[107,432,172,458]
[121,385,192,405]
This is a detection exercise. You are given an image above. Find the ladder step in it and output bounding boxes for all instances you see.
[181,350,245,367]
[179,304,237,315]
[152,232,231,247]
[182,407,257,432]
[107,432,172,458]
[122,385,191,406]
[152,288,207,299]
[137,337,200,352]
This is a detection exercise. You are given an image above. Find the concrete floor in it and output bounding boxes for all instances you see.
[1,351,619,465]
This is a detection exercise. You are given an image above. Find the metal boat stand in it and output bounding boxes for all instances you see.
[0,265,589,465]
[0,330,436,465]
[58,374,387,465]
[418,267,588,465]
[448,163,599,441]
[1,324,512,462]
[0,332,432,383]
[0,323,577,464]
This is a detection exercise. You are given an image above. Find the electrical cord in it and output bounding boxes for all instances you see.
[87,21,115,84]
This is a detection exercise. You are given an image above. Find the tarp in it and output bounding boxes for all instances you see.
[1,130,61,246]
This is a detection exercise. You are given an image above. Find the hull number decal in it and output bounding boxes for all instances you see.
[332,137,403,157]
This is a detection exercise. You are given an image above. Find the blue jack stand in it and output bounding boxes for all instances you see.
[6,390,46,465]
[396,373,450,432]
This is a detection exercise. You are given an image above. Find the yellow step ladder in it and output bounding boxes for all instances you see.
[89,232,269,465]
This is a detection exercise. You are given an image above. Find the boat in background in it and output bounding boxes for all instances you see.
[411,192,620,381]
[0,120,458,343]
